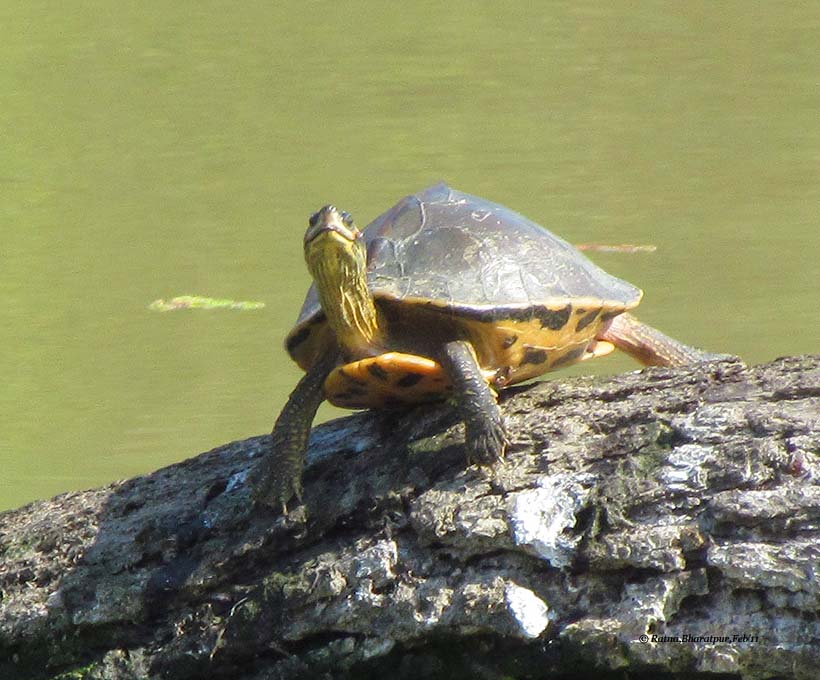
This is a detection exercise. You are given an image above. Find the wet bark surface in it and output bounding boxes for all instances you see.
[1,355,818,680]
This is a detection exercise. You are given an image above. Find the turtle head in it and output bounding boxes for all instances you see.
[303,205,379,356]
[304,205,367,290]
[305,205,361,248]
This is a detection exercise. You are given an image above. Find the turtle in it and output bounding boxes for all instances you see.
[252,182,717,509]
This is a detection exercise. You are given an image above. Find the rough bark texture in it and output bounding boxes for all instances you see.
[1,356,818,680]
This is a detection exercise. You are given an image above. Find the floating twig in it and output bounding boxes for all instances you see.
[149,295,265,312]
[575,243,657,253]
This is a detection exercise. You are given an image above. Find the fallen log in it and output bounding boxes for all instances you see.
[1,355,818,680]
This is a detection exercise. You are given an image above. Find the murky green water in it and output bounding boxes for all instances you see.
[2,2,818,511]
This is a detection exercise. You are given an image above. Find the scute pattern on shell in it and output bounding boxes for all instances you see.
[292,183,641,333]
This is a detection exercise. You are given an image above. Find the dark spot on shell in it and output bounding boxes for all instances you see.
[396,372,424,388]
[338,368,367,387]
[534,304,572,331]
[333,397,359,408]
[575,308,587,315]
[502,335,519,349]
[522,347,548,365]
[575,309,599,332]
[551,345,587,368]
[433,303,573,328]
[368,363,389,381]
[285,326,310,354]
[345,385,367,397]
[600,310,622,322]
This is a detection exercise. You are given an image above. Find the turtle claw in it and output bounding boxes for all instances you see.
[250,463,303,513]
[279,481,303,516]
[466,414,509,466]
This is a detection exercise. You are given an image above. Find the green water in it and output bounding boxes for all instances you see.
[2,2,818,511]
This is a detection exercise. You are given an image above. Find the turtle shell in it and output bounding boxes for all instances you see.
[286,183,643,407]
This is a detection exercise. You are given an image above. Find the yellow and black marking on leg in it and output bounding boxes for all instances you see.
[324,352,468,409]
[601,312,723,367]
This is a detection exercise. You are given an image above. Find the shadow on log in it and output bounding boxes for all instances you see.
[1,356,819,680]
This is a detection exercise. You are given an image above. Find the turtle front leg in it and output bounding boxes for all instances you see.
[440,339,509,465]
[251,354,336,511]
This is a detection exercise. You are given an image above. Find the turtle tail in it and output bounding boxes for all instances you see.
[601,313,730,367]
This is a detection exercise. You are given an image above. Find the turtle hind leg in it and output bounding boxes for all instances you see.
[439,339,509,465]
[602,312,730,367]
[251,353,336,512]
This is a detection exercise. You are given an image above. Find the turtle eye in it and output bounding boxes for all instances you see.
[308,211,320,228]
[340,211,354,228]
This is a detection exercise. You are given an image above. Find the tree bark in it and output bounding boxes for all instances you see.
[1,356,818,680]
